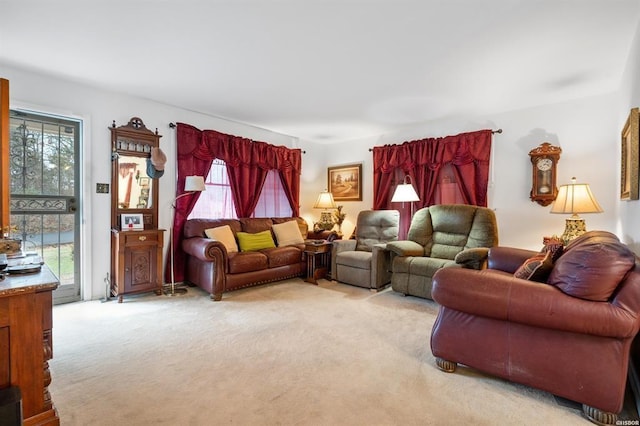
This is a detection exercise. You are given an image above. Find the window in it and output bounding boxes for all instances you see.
[252,170,292,218]
[188,159,236,219]
[188,159,292,219]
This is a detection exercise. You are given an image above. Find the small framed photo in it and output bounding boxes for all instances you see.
[138,177,150,187]
[328,163,363,201]
[121,213,144,230]
[621,107,639,201]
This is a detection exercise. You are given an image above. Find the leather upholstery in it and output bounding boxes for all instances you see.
[182,217,334,300]
[387,204,498,300]
[430,231,640,420]
[331,210,400,290]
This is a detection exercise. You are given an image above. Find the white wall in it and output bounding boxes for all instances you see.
[311,91,621,252]
[0,64,297,301]
[617,19,640,254]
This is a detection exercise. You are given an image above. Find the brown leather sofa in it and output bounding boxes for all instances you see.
[182,217,334,301]
[430,231,640,425]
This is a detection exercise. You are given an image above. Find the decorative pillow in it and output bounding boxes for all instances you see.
[272,220,305,247]
[236,230,276,252]
[542,236,564,262]
[204,225,238,253]
[547,231,636,301]
[513,250,554,282]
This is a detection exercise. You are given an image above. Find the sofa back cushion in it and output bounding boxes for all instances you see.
[184,217,308,241]
[548,231,636,301]
[184,218,242,239]
[354,210,399,252]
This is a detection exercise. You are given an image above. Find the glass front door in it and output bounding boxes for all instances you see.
[9,110,81,304]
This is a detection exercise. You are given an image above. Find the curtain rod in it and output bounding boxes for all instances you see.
[367,128,503,151]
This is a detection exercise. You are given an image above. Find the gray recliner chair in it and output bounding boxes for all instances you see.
[331,210,400,291]
[387,204,498,300]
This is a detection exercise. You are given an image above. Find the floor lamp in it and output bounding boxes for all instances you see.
[391,175,420,239]
[164,175,206,296]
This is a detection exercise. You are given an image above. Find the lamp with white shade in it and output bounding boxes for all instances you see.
[550,177,603,244]
[391,176,420,204]
[165,175,206,296]
[313,190,337,231]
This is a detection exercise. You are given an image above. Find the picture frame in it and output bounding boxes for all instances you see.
[621,107,639,201]
[328,163,362,201]
[121,213,144,230]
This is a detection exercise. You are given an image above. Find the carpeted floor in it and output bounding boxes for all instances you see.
[49,279,636,425]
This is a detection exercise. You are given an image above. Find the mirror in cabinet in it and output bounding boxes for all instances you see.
[117,155,153,210]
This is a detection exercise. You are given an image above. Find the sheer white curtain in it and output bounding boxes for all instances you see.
[188,160,292,219]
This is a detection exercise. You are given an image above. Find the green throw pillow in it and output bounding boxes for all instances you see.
[236,230,276,252]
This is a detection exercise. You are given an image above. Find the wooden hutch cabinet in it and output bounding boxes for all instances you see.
[109,117,165,302]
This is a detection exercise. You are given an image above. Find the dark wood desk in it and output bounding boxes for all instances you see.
[0,266,60,425]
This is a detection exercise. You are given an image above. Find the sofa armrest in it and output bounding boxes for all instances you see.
[454,247,490,269]
[487,246,539,274]
[432,267,638,339]
[386,240,425,257]
[371,243,392,288]
[182,237,228,270]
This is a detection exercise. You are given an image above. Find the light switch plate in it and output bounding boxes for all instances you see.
[96,183,109,194]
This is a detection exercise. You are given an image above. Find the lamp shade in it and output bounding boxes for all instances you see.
[184,176,206,192]
[391,176,420,203]
[314,191,337,209]
[550,177,602,217]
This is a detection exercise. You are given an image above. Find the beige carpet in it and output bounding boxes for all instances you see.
[50,279,603,425]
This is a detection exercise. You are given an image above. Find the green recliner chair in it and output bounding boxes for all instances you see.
[387,204,498,300]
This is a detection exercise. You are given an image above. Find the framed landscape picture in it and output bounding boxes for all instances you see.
[621,107,639,201]
[328,163,362,201]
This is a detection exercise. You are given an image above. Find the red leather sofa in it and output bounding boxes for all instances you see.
[430,231,640,424]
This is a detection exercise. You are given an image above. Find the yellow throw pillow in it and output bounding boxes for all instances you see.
[204,225,238,253]
[272,220,305,247]
[236,230,276,252]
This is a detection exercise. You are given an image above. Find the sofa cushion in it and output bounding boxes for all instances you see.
[261,246,303,268]
[272,220,305,247]
[336,251,373,270]
[393,256,458,278]
[237,230,276,252]
[227,251,269,274]
[513,250,553,282]
[204,225,238,253]
[547,231,636,301]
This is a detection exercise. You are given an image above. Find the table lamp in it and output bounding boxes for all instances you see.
[313,190,337,231]
[550,177,603,244]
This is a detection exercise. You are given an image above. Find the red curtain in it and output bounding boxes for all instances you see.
[373,129,492,237]
[167,123,302,283]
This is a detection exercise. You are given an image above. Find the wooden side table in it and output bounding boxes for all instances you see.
[304,241,332,284]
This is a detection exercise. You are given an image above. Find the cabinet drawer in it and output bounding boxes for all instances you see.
[124,232,158,245]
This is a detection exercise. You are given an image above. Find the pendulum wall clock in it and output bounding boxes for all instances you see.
[528,142,562,206]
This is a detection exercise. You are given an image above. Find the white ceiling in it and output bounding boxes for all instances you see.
[2,1,640,143]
